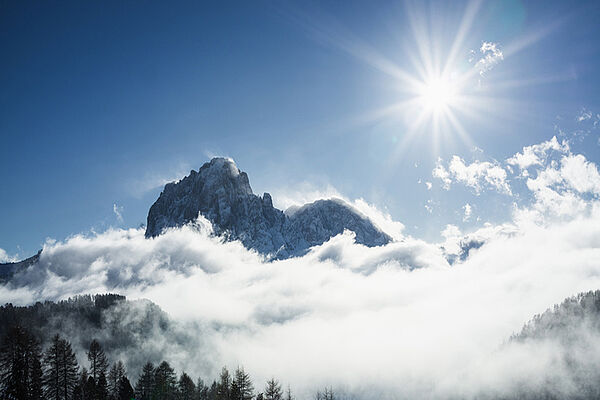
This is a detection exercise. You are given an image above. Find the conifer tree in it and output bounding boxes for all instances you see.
[284,385,293,400]
[152,360,177,400]
[135,362,155,400]
[117,376,135,400]
[177,372,196,400]
[208,380,219,400]
[87,339,109,381]
[0,325,42,400]
[196,378,209,400]
[216,367,231,400]
[232,367,254,400]
[264,378,282,400]
[108,360,126,399]
[97,370,109,400]
[42,334,79,400]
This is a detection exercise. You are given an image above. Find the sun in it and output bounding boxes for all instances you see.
[418,76,458,112]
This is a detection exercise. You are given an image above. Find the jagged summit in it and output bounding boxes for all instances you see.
[145,157,391,258]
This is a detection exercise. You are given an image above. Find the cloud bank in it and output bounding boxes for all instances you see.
[3,135,600,398]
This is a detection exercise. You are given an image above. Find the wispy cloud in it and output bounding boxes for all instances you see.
[506,136,569,174]
[113,203,124,223]
[127,163,192,198]
[433,156,512,195]
[471,41,504,76]
[463,203,472,221]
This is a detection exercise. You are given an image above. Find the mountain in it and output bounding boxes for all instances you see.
[145,157,391,258]
[512,290,600,342]
[507,290,600,400]
[0,250,41,283]
[0,294,200,377]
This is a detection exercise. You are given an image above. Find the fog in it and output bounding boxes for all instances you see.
[2,136,600,398]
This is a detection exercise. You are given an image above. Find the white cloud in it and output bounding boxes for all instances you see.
[6,135,600,398]
[506,136,569,172]
[463,203,472,221]
[0,248,17,263]
[425,181,433,190]
[433,156,512,195]
[113,203,124,223]
[472,41,504,76]
[3,203,598,398]
[127,163,192,197]
[560,154,600,194]
[270,182,405,241]
[577,108,593,122]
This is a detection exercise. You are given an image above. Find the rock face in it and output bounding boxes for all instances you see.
[0,250,41,283]
[145,158,391,258]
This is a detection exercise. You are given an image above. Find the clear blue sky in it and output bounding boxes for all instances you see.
[2,0,600,256]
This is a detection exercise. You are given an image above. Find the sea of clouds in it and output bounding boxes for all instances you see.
[3,133,600,399]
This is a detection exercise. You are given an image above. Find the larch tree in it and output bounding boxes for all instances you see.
[42,334,79,400]
[108,360,126,399]
[216,367,231,400]
[232,367,254,400]
[264,378,282,400]
[152,360,177,400]
[0,325,43,400]
[117,376,135,400]
[87,339,109,382]
[135,362,155,400]
[177,371,196,400]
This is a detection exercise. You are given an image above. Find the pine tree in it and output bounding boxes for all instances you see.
[230,379,240,400]
[0,325,42,400]
[42,334,79,400]
[284,385,293,400]
[216,367,231,400]
[177,372,196,400]
[84,376,97,399]
[108,361,126,399]
[208,380,218,400]
[29,355,43,400]
[317,387,333,400]
[117,376,135,400]
[135,362,155,400]
[232,367,254,400]
[264,378,282,400]
[97,371,109,400]
[152,361,177,400]
[196,378,209,400]
[87,339,109,382]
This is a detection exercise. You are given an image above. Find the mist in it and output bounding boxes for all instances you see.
[3,135,600,398]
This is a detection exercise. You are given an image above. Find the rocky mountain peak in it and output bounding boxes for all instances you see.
[145,157,392,258]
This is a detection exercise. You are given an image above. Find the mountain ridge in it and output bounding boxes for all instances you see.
[145,157,391,258]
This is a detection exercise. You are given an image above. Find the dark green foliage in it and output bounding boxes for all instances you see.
[0,325,42,400]
[108,360,126,399]
[232,367,254,400]
[196,378,210,400]
[152,360,177,400]
[97,371,109,400]
[117,376,135,400]
[216,367,231,400]
[42,334,79,400]
[135,362,155,400]
[264,378,282,400]
[0,294,177,374]
[177,372,196,400]
[88,339,109,381]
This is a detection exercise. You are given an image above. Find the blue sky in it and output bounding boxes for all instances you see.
[2,0,600,257]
